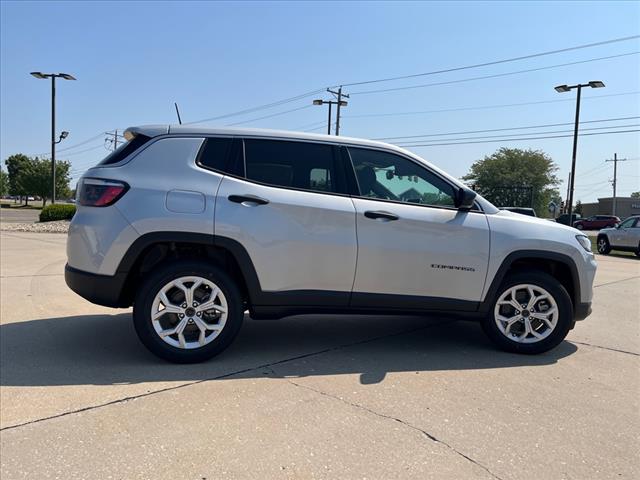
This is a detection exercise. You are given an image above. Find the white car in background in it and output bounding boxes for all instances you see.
[596,216,640,257]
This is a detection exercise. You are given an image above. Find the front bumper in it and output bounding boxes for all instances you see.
[65,264,128,308]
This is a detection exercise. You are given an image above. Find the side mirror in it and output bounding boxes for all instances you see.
[455,187,476,211]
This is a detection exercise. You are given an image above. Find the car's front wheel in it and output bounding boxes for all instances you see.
[133,260,244,363]
[597,236,611,255]
[575,223,584,230]
[482,271,573,354]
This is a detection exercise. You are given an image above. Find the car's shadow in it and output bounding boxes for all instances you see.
[0,313,577,387]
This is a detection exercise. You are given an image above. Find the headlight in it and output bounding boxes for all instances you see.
[575,235,592,253]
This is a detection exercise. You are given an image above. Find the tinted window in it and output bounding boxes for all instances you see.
[244,139,339,193]
[196,137,233,172]
[348,147,456,207]
[99,134,151,165]
[620,217,637,228]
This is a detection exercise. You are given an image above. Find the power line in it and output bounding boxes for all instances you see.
[393,128,640,147]
[185,88,325,125]
[350,51,639,95]
[334,34,640,88]
[375,116,639,141]
[395,123,640,147]
[225,105,313,126]
[345,91,640,119]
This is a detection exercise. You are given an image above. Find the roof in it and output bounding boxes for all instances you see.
[125,124,407,154]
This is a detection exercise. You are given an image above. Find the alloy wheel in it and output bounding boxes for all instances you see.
[494,284,559,344]
[150,276,228,349]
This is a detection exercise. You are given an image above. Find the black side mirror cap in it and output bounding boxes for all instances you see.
[455,187,477,211]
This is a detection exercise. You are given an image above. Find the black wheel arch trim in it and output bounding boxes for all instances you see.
[85,234,585,321]
[479,250,582,314]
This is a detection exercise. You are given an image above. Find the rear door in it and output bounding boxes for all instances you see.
[346,146,490,309]
[215,138,357,306]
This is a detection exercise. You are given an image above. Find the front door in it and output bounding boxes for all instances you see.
[346,146,490,309]
[611,217,639,247]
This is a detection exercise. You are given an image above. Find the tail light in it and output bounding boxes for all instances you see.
[79,178,129,207]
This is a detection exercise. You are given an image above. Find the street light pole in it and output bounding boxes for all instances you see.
[567,84,581,227]
[30,71,76,204]
[554,80,605,225]
[51,75,56,204]
[312,97,348,135]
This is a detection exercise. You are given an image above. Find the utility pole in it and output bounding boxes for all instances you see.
[312,91,348,136]
[105,130,125,151]
[605,153,627,216]
[565,171,571,213]
[326,86,349,136]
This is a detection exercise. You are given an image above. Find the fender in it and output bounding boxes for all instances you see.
[479,250,581,313]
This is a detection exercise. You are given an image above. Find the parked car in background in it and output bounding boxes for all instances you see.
[556,213,581,226]
[573,215,620,230]
[596,215,640,256]
[500,207,537,217]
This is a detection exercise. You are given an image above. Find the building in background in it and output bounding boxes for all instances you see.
[581,197,640,219]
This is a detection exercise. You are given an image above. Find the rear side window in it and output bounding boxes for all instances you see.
[99,134,151,165]
[196,137,234,172]
[243,139,341,193]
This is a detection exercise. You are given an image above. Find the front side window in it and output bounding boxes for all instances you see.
[348,147,456,207]
[619,217,637,228]
[244,139,338,193]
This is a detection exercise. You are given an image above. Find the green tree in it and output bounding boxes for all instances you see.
[631,191,640,198]
[462,148,561,217]
[21,157,72,207]
[0,166,8,197]
[3,154,71,207]
[574,200,583,215]
[5,153,31,203]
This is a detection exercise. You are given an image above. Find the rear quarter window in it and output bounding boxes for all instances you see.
[99,134,151,165]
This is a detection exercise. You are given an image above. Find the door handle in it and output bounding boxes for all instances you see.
[228,194,269,206]
[364,210,399,221]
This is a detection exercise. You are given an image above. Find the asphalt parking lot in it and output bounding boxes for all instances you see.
[0,231,638,479]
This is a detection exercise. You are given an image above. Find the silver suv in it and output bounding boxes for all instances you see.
[65,126,597,363]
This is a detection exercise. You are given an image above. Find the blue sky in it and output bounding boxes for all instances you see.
[1,0,639,202]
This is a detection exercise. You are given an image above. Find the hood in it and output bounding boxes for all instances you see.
[493,209,580,234]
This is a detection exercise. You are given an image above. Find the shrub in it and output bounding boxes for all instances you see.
[39,204,76,222]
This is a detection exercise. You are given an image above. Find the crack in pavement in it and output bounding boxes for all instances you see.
[571,340,639,357]
[0,232,67,246]
[594,276,640,288]
[0,320,454,432]
[269,366,504,480]
[1,273,64,278]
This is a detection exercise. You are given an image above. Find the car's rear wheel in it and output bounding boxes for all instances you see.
[482,271,573,354]
[575,223,584,230]
[635,242,640,258]
[133,260,244,363]
[597,236,611,255]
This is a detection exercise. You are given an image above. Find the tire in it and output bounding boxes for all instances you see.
[596,236,611,255]
[481,271,573,354]
[576,223,584,230]
[635,243,640,258]
[133,260,244,363]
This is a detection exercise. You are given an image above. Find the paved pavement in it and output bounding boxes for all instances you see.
[0,207,40,224]
[0,231,638,479]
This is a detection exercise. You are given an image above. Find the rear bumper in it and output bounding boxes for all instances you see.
[65,264,128,308]
[575,302,592,321]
